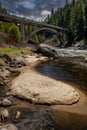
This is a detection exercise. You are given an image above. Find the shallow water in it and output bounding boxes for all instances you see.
[35,58,87,129]
[36,58,87,94]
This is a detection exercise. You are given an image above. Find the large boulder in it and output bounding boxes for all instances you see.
[36,44,58,58]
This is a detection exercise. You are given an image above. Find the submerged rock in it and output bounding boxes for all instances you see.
[0,109,9,121]
[1,98,12,107]
[15,111,21,119]
[0,124,18,130]
[9,107,55,130]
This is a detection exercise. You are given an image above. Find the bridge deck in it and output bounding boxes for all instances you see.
[0,14,68,32]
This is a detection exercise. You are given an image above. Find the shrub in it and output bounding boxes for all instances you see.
[9,25,21,41]
[53,35,58,43]
[0,21,4,32]
[34,34,39,43]
[6,35,15,45]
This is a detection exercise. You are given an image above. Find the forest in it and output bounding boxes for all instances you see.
[46,0,87,43]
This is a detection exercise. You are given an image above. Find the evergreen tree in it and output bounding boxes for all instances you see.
[72,0,76,6]
[9,25,21,41]
[0,21,4,32]
[46,0,87,42]
[66,0,68,6]
[51,8,54,16]
[0,3,7,14]
[85,6,87,25]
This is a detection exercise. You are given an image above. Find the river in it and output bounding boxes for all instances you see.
[35,58,87,130]
[36,58,87,94]
[0,53,87,130]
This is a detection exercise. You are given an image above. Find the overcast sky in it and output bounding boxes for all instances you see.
[0,0,71,21]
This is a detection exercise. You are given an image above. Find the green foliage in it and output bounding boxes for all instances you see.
[0,21,4,32]
[41,35,45,42]
[34,34,39,43]
[38,34,42,43]
[4,23,13,33]
[0,3,7,32]
[9,25,21,41]
[0,3,7,14]
[53,35,58,43]
[46,0,87,41]
[0,47,31,59]
[30,25,34,32]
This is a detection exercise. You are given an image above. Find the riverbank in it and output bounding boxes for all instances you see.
[0,48,87,129]
[9,55,87,113]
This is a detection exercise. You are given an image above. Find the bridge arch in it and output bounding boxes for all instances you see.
[27,27,64,44]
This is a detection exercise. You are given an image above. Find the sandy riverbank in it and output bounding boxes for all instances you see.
[0,55,87,130]
[10,55,87,111]
[7,55,87,106]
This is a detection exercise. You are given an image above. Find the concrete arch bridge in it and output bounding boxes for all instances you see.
[0,14,70,44]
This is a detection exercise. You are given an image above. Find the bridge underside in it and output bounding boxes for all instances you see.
[27,27,66,44]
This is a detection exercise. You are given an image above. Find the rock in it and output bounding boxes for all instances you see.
[0,72,6,80]
[36,44,58,58]
[6,67,17,73]
[0,124,18,130]
[1,98,12,107]
[10,70,80,105]
[10,59,27,68]
[0,54,12,64]
[0,109,9,121]
[0,81,5,86]
[0,100,2,105]
[15,111,21,119]
[0,66,6,72]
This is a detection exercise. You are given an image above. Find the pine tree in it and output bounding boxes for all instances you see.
[51,8,54,16]
[72,0,76,6]
[45,0,87,42]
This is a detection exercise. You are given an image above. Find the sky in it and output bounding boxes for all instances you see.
[0,0,71,21]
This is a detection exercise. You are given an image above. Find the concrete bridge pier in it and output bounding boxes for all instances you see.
[62,31,67,42]
[20,23,25,42]
[34,24,37,31]
[27,24,31,36]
